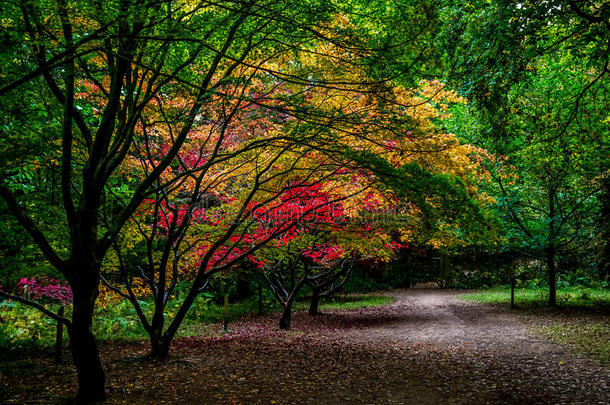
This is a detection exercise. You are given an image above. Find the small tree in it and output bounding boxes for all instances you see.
[306,252,356,315]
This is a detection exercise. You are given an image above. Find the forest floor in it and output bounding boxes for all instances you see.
[1,289,609,404]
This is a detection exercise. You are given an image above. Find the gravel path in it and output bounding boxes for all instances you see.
[1,289,608,404]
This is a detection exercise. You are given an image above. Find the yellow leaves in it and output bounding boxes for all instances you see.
[333,14,351,28]
[429,239,445,249]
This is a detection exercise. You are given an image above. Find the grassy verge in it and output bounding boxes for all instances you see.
[532,319,610,363]
[458,287,610,364]
[459,286,610,308]
[0,293,392,352]
[295,294,393,311]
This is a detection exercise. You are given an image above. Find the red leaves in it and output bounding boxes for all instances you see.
[384,240,408,252]
[17,277,73,304]
[133,181,352,273]
[251,183,346,234]
[303,244,344,264]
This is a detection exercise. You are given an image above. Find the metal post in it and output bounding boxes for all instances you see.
[258,283,263,315]
[54,306,64,363]
[223,295,229,332]
[510,277,515,309]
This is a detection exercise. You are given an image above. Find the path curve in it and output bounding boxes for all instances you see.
[162,289,610,404]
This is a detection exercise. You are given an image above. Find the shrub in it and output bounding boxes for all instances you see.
[16,277,72,305]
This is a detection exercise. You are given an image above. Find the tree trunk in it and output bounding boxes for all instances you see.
[279,303,292,329]
[223,294,229,332]
[150,334,170,359]
[151,275,210,358]
[148,293,167,358]
[258,283,263,315]
[600,175,610,280]
[548,187,557,307]
[69,287,106,403]
[547,247,557,307]
[308,288,321,315]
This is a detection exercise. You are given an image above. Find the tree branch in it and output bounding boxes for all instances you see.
[0,289,71,327]
[0,184,67,273]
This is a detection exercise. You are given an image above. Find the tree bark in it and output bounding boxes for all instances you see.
[548,187,557,307]
[69,285,106,403]
[150,275,210,358]
[150,334,170,359]
[279,303,292,329]
[547,247,557,307]
[308,288,321,315]
[258,283,263,315]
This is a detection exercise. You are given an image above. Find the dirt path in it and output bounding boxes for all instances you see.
[1,289,609,404]
[348,289,563,352]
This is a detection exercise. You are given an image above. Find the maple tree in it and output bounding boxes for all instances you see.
[93,26,493,350]
[96,58,394,353]
[248,182,357,329]
[0,1,443,400]
[98,72,494,348]
[0,0,499,401]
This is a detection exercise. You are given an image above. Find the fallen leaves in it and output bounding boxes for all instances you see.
[1,290,608,404]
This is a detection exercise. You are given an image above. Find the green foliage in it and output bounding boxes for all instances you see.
[0,301,62,352]
[304,294,393,311]
[343,148,484,232]
[342,275,392,293]
[444,266,509,289]
[441,0,610,137]
[92,300,149,341]
[0,290,391,351]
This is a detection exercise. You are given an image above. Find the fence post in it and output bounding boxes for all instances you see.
[510,277,515,309]
[258,283,263,315]
[223,295,229,332]
[54,305,64,364]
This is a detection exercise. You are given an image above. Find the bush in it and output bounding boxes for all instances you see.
[0,301,61,352]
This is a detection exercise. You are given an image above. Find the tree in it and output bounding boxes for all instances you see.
[442,1,610,304]
[441,0,610,139]
[305,247,356,316]
[450,55,609,305]
[1,0,441,400]
[96,39,491,349]
[250,181,363,329]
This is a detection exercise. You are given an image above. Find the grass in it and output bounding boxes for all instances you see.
[533,320,610,363]
[459,286,610,308]
[459,286,610,364]
[177,293,392,336]
[0,293,393,352]
[295,294,393,311]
